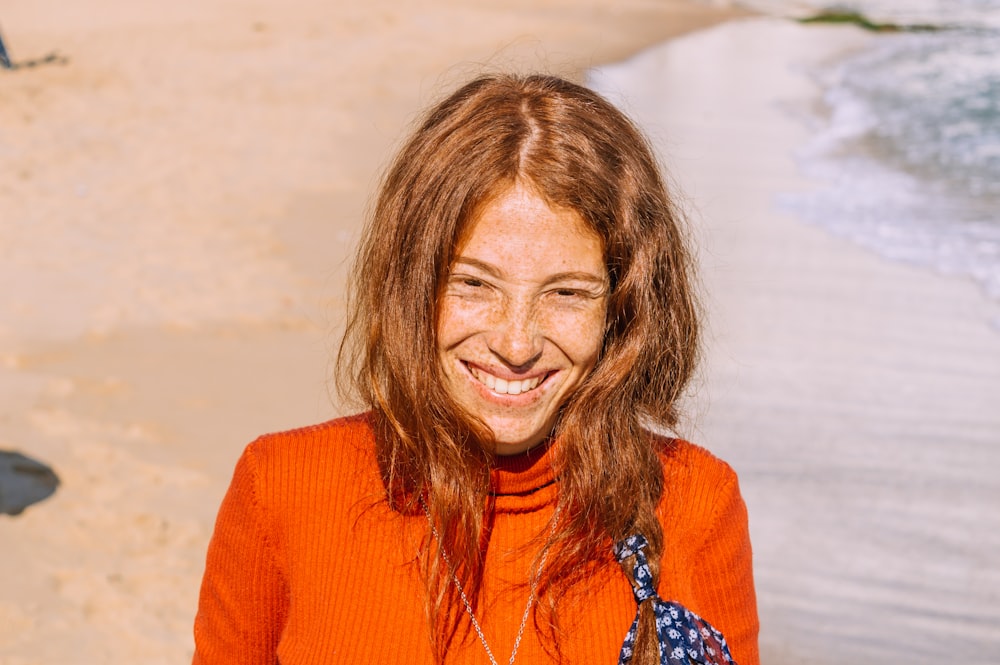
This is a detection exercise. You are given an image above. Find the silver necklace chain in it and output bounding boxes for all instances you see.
[420,499,559,665]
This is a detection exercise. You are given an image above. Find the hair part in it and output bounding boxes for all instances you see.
[337,73,701,664]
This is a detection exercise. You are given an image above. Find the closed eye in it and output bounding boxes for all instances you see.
[551,286,605,300]
[446,273,494,296]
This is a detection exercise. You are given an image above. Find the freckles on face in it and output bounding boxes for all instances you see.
[436,183,609,455]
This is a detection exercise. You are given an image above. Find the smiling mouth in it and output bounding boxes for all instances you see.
[466,364,550,396]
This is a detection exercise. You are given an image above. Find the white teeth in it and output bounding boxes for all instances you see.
[469,367,543,395]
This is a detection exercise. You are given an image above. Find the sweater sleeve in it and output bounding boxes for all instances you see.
[192,443,288,664]
[690,468,759,665]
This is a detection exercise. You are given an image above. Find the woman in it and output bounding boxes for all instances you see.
[192,73,758,665]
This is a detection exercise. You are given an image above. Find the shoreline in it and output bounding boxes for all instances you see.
[0,1,747,662]
[592,17,1000,663]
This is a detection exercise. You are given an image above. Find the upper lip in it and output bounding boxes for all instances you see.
[462,360,553,382]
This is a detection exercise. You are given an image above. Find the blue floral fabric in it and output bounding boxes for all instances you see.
[614,534,737,665]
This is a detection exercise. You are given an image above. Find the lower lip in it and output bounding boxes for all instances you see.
[463,363,554,405]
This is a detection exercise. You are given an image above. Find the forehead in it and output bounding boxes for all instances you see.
[454,183,605,277]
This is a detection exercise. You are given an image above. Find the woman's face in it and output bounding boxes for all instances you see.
[437,183,609,455]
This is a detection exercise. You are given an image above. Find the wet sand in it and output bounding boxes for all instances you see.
[592,18,1000,664]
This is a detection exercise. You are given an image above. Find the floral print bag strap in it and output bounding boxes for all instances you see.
[614,534,737,665]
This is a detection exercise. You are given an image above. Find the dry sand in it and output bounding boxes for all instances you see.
[0,1,749,663]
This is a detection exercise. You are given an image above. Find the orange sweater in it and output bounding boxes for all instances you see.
[193,414,758,664]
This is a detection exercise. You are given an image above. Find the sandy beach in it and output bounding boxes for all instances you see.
[3,1,999,663]
[0,1,748,662]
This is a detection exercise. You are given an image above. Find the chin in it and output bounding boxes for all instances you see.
[486,421,554,455]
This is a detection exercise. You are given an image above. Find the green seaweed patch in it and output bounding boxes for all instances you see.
[798,9,944,32]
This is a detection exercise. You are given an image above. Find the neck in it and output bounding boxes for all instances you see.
[489,439,558,512]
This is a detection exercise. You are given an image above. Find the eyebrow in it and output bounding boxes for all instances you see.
[452,257,608,288]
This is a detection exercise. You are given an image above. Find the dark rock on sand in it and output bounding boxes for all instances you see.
[0,450,60,515]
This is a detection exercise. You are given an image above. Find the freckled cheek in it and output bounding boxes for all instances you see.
[436,298,501,348]
[536,307,607,363]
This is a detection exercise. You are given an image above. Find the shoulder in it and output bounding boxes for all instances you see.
[235,413,382,511]
[250,411,375,449]
[243,412,376,472]
[653,436,746,543]
[657,437,738,487]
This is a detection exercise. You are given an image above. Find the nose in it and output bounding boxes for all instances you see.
[486,299,543,369]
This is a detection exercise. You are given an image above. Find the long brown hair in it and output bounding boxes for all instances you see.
[338,73,700,663]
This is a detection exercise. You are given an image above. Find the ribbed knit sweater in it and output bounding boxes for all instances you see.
[192,414,758,664]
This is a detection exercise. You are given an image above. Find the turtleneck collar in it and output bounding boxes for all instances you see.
[489,439,558,513]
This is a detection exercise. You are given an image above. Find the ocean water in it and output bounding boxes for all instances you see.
[744,0,1000,312]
